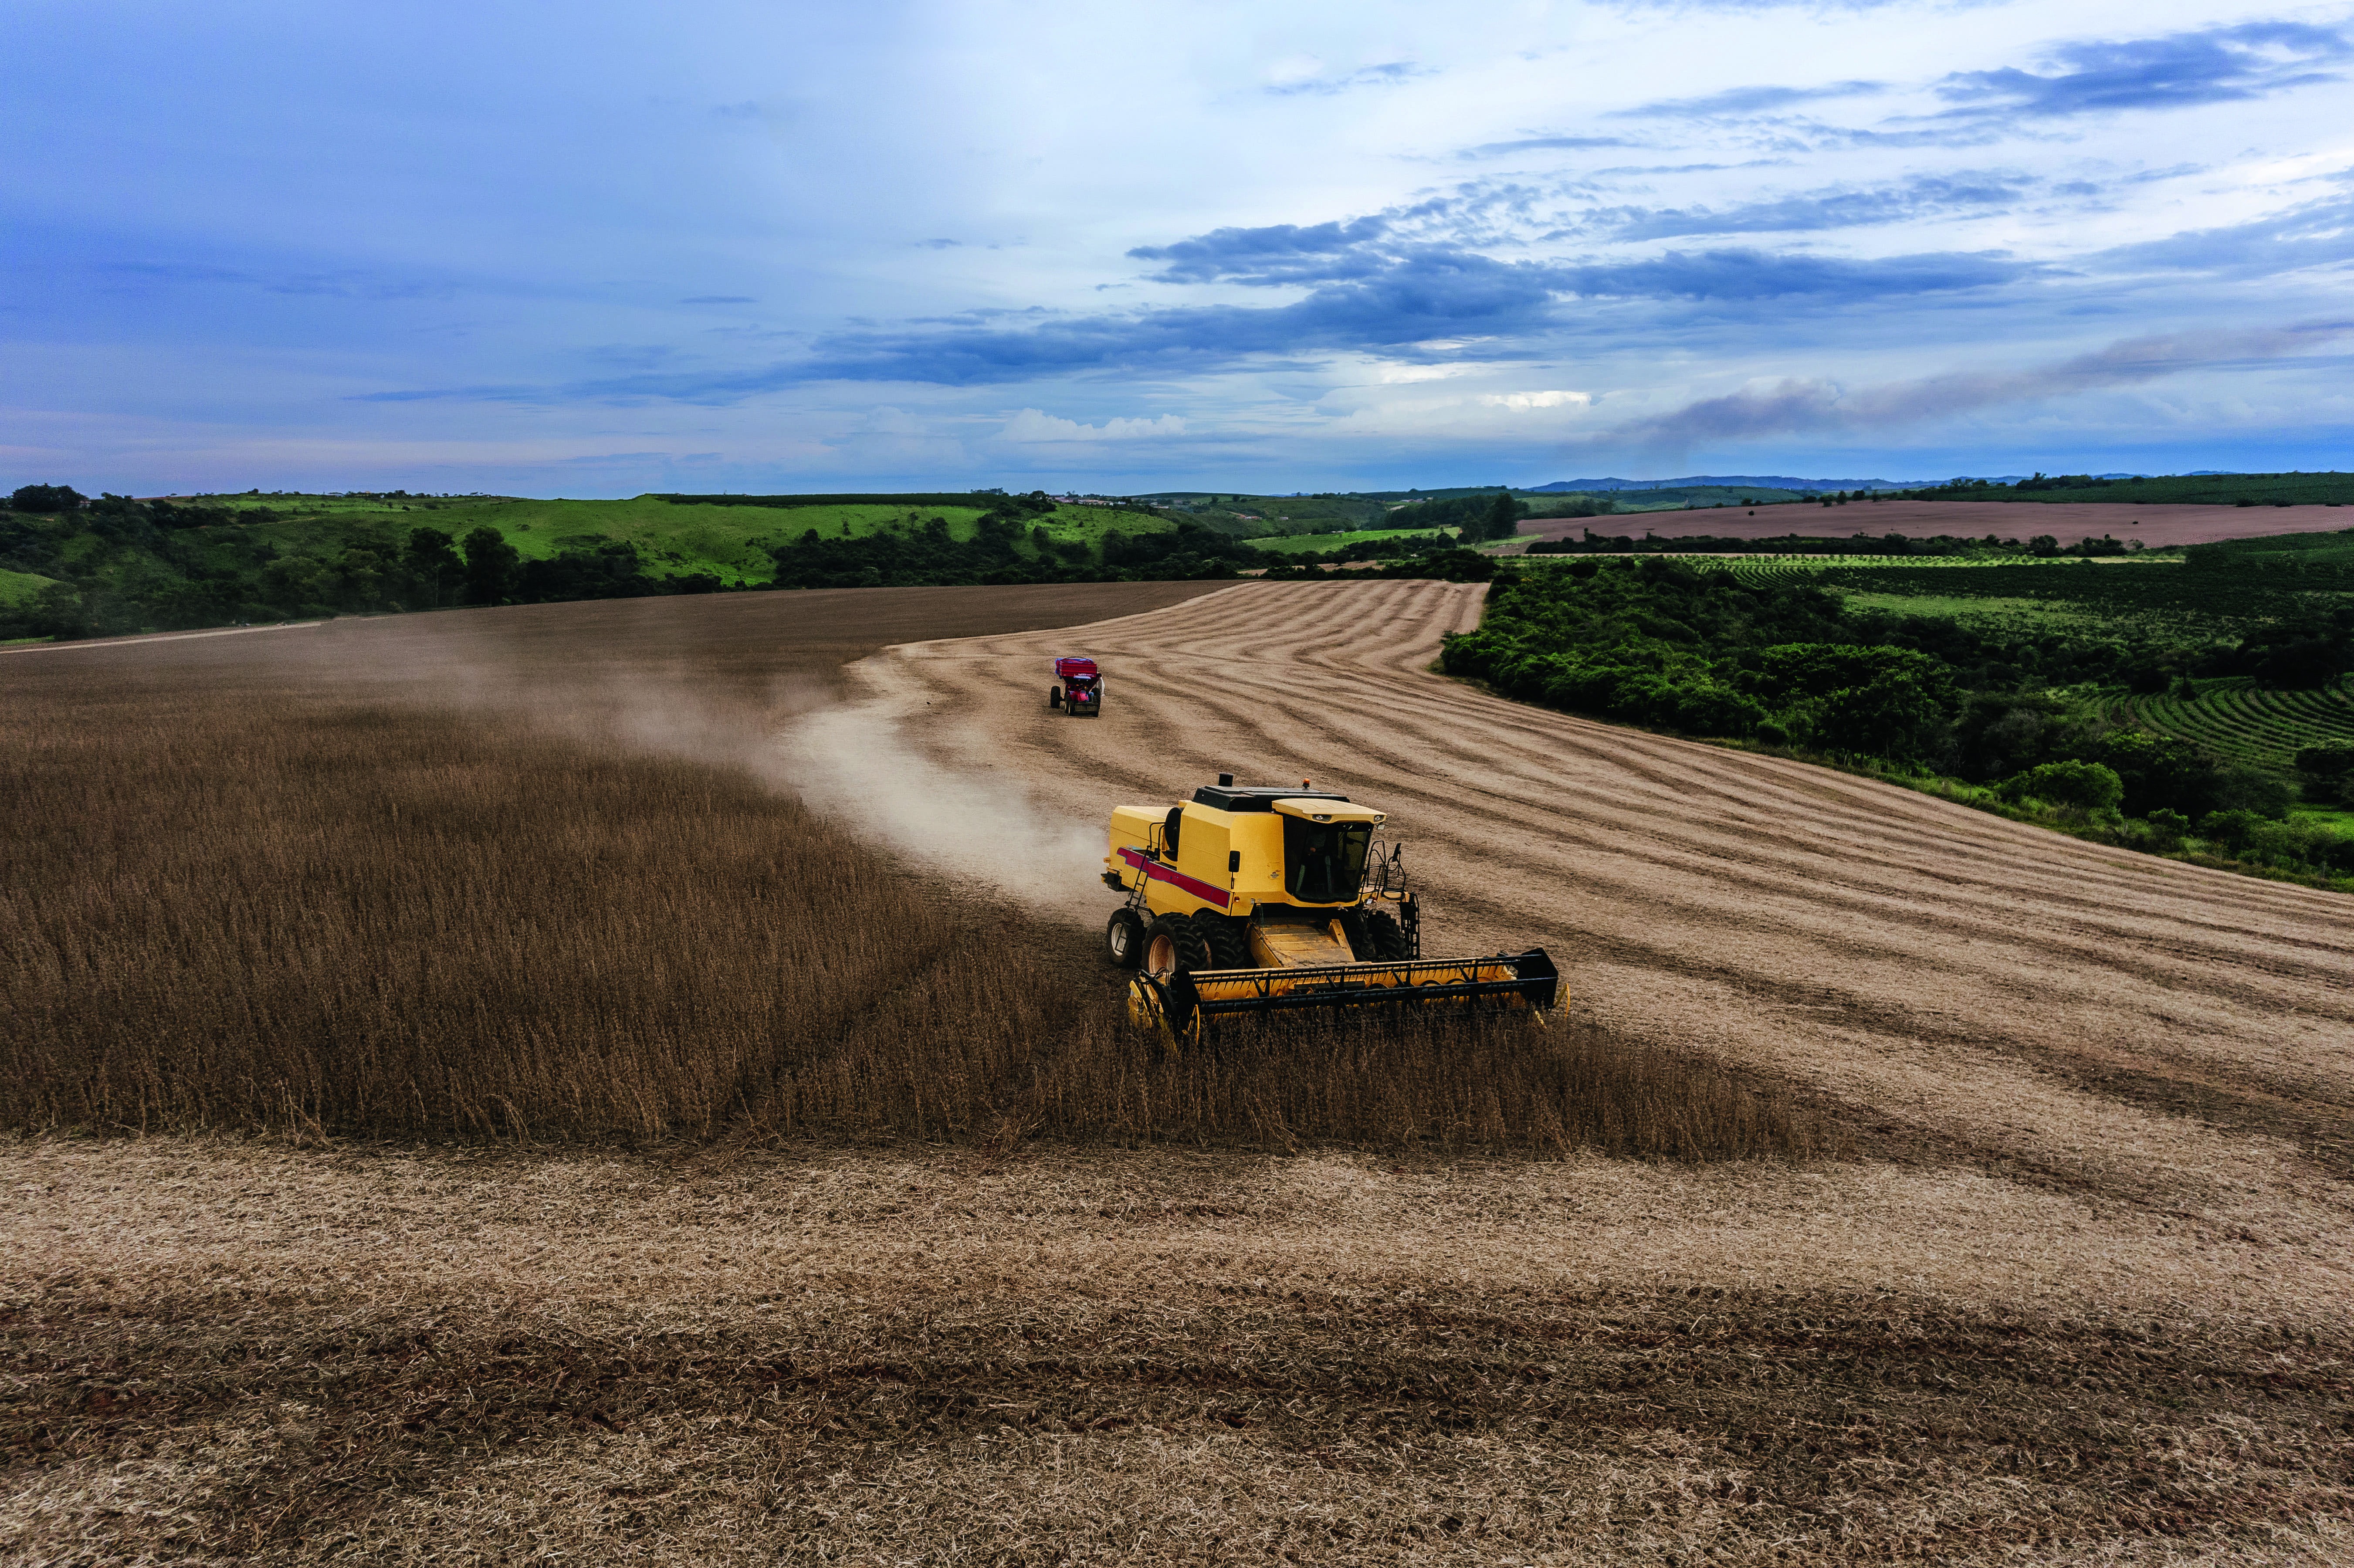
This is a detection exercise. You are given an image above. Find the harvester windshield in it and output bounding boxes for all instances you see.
[1283,817,1370,902]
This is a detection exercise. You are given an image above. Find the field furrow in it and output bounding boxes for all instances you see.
[866,581,2354,1205]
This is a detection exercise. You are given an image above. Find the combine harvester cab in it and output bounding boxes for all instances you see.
[1102,773,1559,1047]
[1048,656,1104,717]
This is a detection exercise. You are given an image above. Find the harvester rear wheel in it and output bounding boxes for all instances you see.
[1365,909,1412,960]
[1049,687,1062,707]
[1144,913,1211,977]
[1105,909,1145,969]
[1195,914,1250,970]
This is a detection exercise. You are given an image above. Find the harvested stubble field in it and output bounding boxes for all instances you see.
[5,581,2353,1564]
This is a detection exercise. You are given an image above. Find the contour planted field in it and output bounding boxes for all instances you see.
[2120,676,2354,768]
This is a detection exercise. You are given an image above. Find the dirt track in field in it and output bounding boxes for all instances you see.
[1517,498,2353,548]
[865,578,2354,1230]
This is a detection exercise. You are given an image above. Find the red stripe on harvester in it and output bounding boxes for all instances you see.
[1117,845,1230,908]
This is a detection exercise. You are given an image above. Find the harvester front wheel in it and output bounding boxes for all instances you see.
[1365,908,1412,960]
[1105,909,1145,969]
[1194,913,1250,970]
[1144,913,1210,977]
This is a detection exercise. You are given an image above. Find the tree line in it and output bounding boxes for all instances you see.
[1441,556,2354,881]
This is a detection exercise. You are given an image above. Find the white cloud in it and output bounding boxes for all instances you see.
[999,408,1189,443]
[1372,362,1479,383]
[1480,390,1593,410]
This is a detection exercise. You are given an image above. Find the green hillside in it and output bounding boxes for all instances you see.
[0,566,59,606]
[1243,527,1458,555]
[0,488,1210,640]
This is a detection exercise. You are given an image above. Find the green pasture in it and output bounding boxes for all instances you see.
[0,567,59,606]
[2293,805,2354,837]
[178,493,1181,583]
[1242,527,1457,555]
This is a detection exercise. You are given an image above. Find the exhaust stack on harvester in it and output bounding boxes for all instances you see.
[1101,777,1560,1046]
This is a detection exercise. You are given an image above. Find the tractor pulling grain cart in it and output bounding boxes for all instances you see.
[1102,773,1560,1046]
[1048,656,1103,717]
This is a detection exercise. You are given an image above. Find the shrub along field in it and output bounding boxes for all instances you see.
[1446,536,2354,888]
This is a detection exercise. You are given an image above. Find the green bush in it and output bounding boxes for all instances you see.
[1997,760,2124,814]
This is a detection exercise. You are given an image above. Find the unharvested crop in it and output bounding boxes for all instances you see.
[1,587,1812,1158]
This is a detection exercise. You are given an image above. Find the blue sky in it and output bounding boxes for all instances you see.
[5,0,2351,494]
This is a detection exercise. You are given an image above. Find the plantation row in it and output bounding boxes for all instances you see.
[1837,560,2354,624]
[2117,677,2354,768]
[1720,555,2034,583]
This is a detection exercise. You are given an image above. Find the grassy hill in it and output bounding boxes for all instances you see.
[170,493,1184,587]
[1242,527,1458,555]
[0,566,59,606]
[0,490,1206,641]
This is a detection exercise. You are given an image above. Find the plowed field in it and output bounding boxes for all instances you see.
[9,580,2353,1565]
[1517,498,2354,548]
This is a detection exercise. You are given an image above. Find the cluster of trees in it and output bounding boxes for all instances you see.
[1256,532,1456,571]
[764,511,1253,589]
[1530,531,2148,559]
[1441,557,2351,877]
[0,489,708,639]
[1263,548,1501,583]
[1381,491,1529,542]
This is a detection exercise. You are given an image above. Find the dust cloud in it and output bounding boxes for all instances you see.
[775,698,1106,908]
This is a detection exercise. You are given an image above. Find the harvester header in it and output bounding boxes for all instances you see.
[1101,773,1559,1045]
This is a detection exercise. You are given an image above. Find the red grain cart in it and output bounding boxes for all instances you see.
[1049,656,1104,717]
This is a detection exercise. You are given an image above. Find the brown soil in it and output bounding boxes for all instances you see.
[7,580,2352,1563]
[1517,499,2354,549]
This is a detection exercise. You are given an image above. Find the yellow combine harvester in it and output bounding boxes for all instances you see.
[1102,772,1559,1046]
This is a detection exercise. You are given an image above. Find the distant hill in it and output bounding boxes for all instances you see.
[1528,474,1945,494]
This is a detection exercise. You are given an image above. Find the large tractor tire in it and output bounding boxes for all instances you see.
[1049,687,1063,708]
[1193,913,1250,971]
[1338,908,1375,961]
[1144,913,1211,977]
[1364,908,1412,959]
[1105,909,1145,969]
